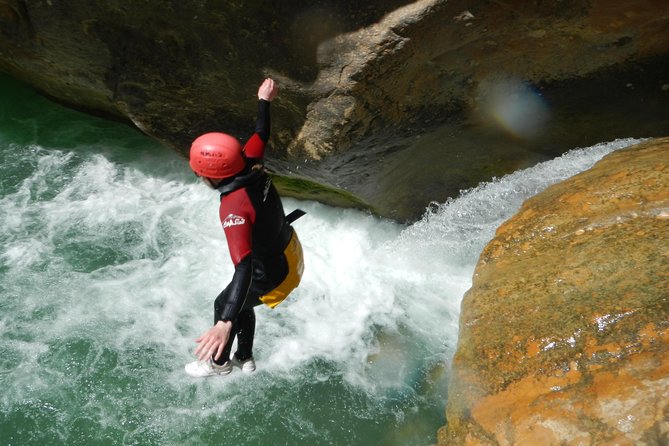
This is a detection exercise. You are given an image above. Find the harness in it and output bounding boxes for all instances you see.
[217,166,306,225]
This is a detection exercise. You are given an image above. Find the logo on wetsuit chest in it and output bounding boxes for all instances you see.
[222,214,246,228]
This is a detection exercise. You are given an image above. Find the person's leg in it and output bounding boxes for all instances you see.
[210,259,272,366]
[234,307,256,361]
[212,321,238,365]
[212,284,236,366]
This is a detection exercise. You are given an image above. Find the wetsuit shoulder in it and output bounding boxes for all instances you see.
[219,188,256,265]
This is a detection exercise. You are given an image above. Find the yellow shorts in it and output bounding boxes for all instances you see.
[259,231,304,308]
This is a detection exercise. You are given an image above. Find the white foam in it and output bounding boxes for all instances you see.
[0,138,644,407]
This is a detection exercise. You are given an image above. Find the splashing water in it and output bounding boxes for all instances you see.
[0,75,643,445]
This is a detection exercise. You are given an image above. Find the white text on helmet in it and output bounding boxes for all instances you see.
[200,150,222,157]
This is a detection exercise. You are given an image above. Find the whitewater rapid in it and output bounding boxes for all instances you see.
[0,129,643,444]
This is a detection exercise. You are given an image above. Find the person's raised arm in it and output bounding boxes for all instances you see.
[244,78,278,160]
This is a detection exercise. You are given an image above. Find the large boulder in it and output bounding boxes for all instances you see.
[440,137,669,445]
[1,1,669,219]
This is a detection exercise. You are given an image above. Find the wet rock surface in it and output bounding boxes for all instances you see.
[1,1,669,220]
[440,137,669,445]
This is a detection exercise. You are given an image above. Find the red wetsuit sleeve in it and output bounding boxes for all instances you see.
[242,99,270,160]
[243,133,266,160]
[219,189,256,265]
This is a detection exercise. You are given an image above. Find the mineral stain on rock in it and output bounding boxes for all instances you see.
[441,138,669,445]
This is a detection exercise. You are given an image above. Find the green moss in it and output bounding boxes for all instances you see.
[270,173,375,212]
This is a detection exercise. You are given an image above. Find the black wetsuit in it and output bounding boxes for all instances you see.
[212,100,295,364]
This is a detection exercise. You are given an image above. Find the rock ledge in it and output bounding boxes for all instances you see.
[441,138,669,445]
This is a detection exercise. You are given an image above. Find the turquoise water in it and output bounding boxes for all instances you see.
[0,73,642,445]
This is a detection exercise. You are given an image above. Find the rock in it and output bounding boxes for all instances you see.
[1,1,669,220]
[440,137,669,445]
[453,10,475,23]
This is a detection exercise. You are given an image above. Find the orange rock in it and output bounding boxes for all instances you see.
[441,138,669,445]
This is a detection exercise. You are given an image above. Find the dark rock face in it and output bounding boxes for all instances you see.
[440,138,669,445]
[1,0,669,220]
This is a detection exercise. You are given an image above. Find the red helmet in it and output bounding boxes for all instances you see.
[189,132,245,179]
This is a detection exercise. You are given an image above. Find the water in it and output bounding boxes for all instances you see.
[0,73,643,445]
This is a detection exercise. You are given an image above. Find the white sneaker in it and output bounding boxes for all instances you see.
[231,356,256,373]
[184,359,233,378]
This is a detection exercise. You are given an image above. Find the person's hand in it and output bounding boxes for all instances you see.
[193,320,232,361]
[257,77,278,102]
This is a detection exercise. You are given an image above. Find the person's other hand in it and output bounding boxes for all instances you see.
[193,320,232,361]
[258,77,278,102]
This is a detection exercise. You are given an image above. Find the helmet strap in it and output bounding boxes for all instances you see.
[202,177,220,190]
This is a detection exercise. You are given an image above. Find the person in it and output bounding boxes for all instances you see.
[185,78,304,378]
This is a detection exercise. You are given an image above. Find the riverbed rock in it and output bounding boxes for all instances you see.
[440,137,669,445]
[1,1,669,220]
